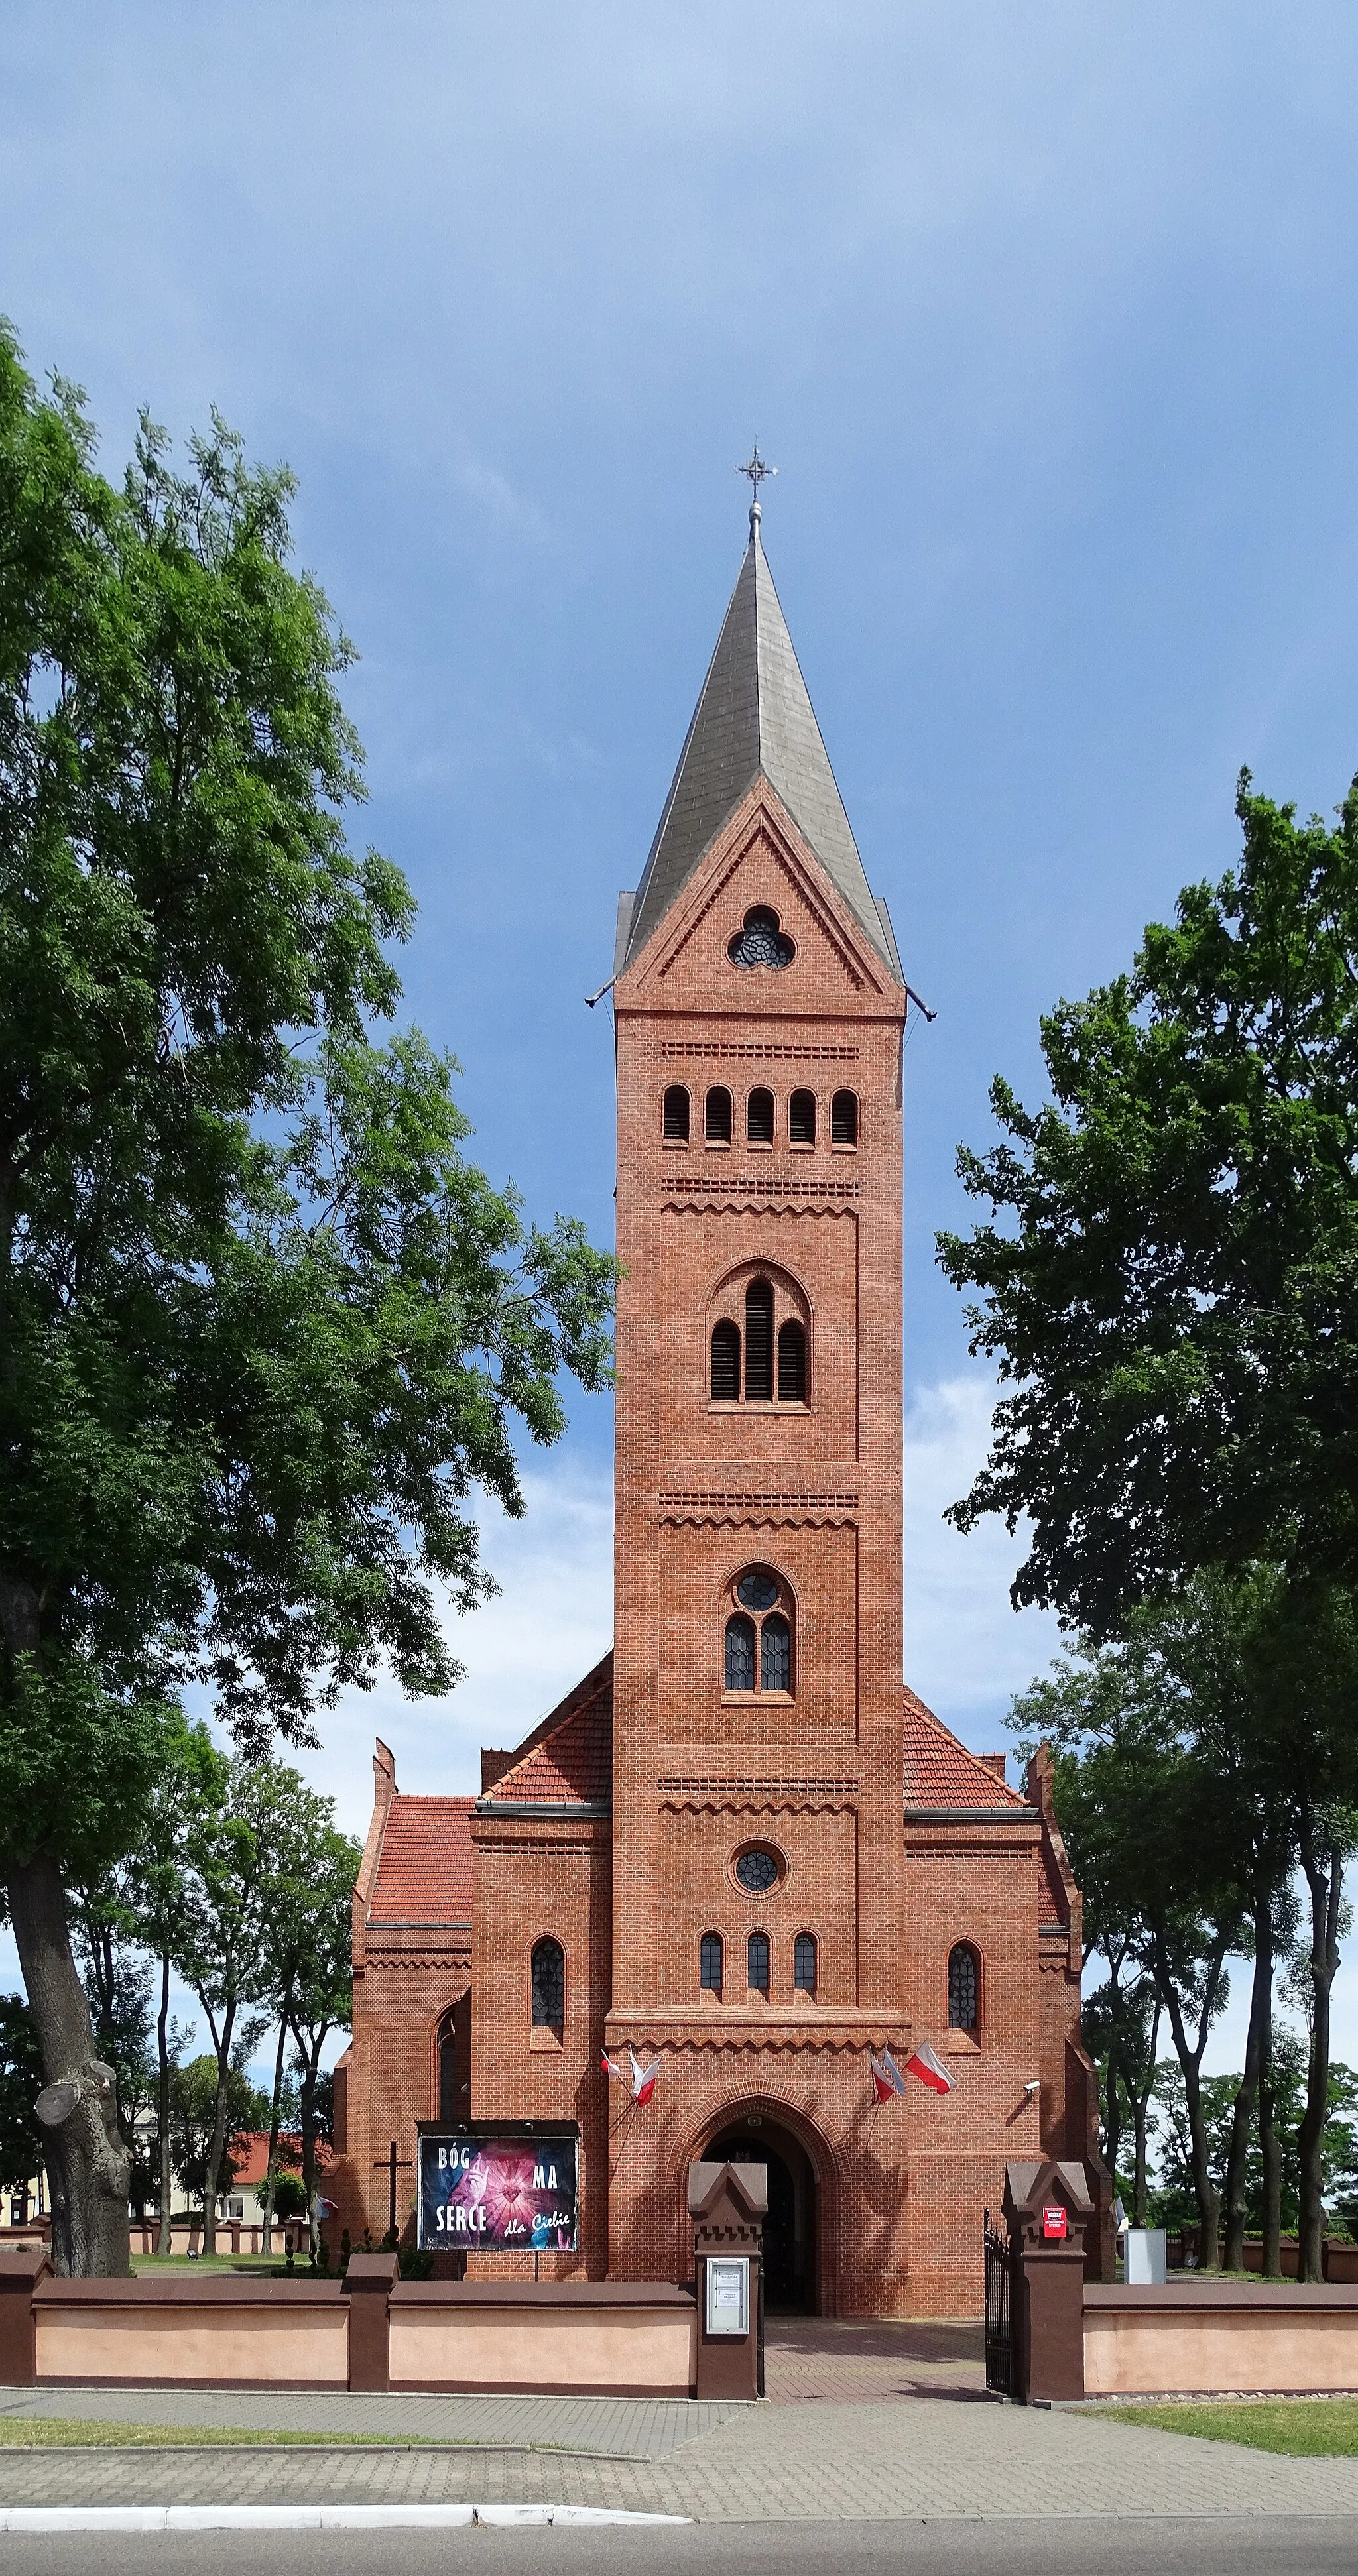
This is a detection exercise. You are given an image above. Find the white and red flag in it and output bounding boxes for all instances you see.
[904,2042,952,2095]
[629,2047,660,2105]
[870,2045,906,2103]
[870,2041,953,2101]
[601,2048,625,2083]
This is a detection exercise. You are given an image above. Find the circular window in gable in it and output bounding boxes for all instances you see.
[733,1844,784,1896]
[729,906,794,970]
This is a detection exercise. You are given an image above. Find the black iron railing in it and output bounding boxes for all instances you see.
[983,2209,1013,2397]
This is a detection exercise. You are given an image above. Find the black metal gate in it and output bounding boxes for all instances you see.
[983,2209,1013,2396]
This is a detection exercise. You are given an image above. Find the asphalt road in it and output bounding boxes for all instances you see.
[3,2523,1357,2575]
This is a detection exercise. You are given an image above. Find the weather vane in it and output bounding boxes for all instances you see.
[737,441,777,523]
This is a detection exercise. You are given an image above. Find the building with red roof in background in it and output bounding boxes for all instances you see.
[326,500,1110,2314]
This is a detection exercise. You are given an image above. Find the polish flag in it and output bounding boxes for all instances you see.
[870,2046,906,2103]
[629,2047,660,2105]
[904,2042,952,2096]
[601,2048,625,2082]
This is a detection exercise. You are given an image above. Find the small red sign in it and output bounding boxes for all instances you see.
[1042,2205,1068,2239]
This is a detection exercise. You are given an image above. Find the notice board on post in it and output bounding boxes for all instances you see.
[416,2123,579,2253]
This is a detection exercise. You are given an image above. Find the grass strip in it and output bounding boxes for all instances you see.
[1091,2398,1358,2455]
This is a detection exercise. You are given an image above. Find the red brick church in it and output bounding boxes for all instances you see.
[327,498,1105,2315]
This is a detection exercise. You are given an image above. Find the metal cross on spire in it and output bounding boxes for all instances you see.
[737,441,777,530]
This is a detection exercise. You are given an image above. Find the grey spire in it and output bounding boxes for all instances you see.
[621,506,901,978]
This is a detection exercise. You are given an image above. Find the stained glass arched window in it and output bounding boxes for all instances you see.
[747,1931,771,1991]
[761,1612,791,1692]
[725,1613,756,1691]
[531,1937,565,2029]
[700,1932,723,1991]
[948,1942,979,2032]
[794,1933,817,1993]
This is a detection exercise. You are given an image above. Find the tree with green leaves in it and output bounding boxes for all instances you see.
[0,1994,42,2208]
[0,331,614,2272]
[126,1719,226,2253]
[284,1823,360,2256]
[940,772,1358,1627]
[168,2054,268,2222]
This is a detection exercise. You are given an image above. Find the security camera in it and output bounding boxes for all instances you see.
[1023,2079,1041,2097]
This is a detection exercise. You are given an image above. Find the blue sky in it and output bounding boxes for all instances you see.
[5,3,1358,2076]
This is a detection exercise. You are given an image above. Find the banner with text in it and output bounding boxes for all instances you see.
[418,2133,578,2252]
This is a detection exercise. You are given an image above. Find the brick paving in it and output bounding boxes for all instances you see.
[5,2321,1358,2520]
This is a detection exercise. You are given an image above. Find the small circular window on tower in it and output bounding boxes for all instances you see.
[733,1845,783,1895]
[729,906,794,970]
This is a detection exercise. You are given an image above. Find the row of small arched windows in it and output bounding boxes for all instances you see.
[700,1930,817,1994]
[711,1281,806,1405]
[664,1086,859,1149]
[515,1932,979,2034]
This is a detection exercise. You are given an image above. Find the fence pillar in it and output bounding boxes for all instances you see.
[688,2161,767,2401]
[1003,2158,1091,2403]
[0,2248,49,2386]
[346,2251,398,2392]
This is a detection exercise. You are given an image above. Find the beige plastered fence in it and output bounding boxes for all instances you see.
[0,2250,697,2398]
[1083,2283,1358,2398]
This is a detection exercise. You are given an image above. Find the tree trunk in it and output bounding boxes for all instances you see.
[1154,1926,1229,2261]
[156,1950,173,2258]
[1298,1833,1344,2284]
[7,1851,131,2277]
[1223,1894,1272,2273]
[1127,1995,1160,2229]
[1259,1956,1281,2277]
[261,2011,288,2256]
[200,1999,237,2259]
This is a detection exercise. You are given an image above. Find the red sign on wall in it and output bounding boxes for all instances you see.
[1042,2205,1068,2239]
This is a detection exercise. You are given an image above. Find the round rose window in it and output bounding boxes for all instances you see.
[735,1848,779,1895]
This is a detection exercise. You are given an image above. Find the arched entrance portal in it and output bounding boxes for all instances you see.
[708,2113,818,2312]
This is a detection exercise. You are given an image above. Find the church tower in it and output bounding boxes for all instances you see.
[607,497,914,2313]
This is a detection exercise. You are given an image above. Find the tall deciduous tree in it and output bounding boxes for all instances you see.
[0,334,614,2272]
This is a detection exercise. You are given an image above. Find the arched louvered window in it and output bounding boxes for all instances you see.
[794,1933,817,1994]
[725,1613,756,1691]
[789,1088,816,1145]
[663,1085,690,1142]
[747,1932,771,1993]
[777,1318,806,1403]
[761,1612,791,1692]
[706,1086,732,1143]
[700,1932,723,1993]
[831,1088,859,1147]
[530,1937,565,2030]
[745,1279,774,1400]
[711,1318,741,1401]
[948,1942,979,2032]
[747,1086,774,1143]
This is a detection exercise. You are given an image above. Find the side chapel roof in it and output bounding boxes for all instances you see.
[619,508,902,980]
[902,1686,1022,1810]
[369,1795,475,1924]
[478,1653,613,1808]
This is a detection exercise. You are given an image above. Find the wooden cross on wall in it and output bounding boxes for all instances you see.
[374,2139,413,2241]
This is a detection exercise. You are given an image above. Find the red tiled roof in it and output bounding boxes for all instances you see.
[228,2133,329,2189]
[902,1686,1022,1808]
[485,1686,613,1804]
[369,1794,475,1922]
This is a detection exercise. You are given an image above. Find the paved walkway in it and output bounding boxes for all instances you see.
[4,2319,1358,2520]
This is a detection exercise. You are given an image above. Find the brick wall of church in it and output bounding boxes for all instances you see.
[469,1812,612,2280]
[327,1944,470,2252]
